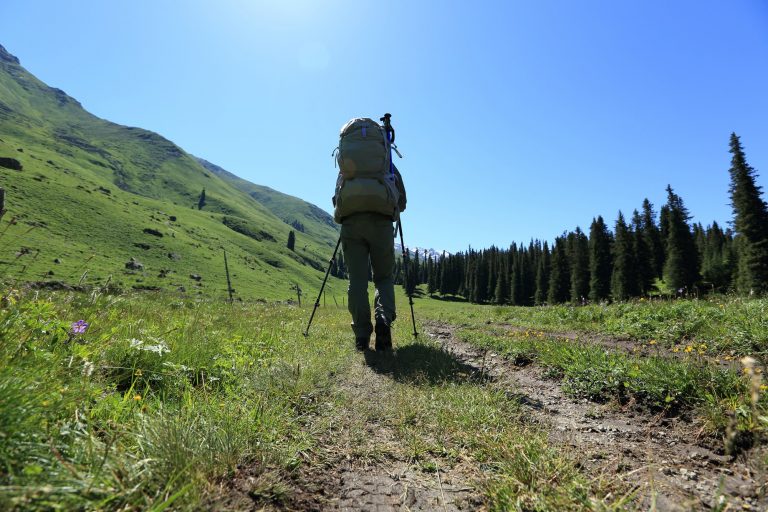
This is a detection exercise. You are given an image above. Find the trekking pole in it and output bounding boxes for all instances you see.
[382,113,417,339]
[303,236,342,337]
[398,219,418,339]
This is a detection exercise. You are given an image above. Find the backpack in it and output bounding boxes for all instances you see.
[332,118,400,223]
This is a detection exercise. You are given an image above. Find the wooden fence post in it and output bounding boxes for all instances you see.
[223,250,234,302]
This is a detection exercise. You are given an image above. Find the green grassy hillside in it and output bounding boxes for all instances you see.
[0,44,342,300]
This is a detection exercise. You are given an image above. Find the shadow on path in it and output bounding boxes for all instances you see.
[363,342,492,385]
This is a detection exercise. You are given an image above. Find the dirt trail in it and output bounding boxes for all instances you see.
[219,323,765,511]
[219,348,483,511]
[287,359,481,511]
[426,321,766,511]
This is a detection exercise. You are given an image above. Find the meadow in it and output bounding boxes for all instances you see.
[1,285,766,510]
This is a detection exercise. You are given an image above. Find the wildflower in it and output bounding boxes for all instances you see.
[71,320,89,335]
[761,384,768,392]
[135,369,143,377]
[699,343,707,350]
[672,347,680,353]
[684,345,693,353]
[133,394,142,401]
[82,360,95,377]
[649,340,657,345]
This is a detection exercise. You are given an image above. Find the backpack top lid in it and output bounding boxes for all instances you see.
[336,118,390,180]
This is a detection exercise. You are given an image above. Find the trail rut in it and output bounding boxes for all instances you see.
[426,321,766,511]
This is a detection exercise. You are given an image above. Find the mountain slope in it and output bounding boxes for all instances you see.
[0,43,343,300]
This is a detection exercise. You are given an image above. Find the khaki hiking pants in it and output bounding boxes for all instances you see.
[340,213,396,339]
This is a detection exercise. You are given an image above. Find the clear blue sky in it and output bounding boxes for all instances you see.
[2,0,767,252]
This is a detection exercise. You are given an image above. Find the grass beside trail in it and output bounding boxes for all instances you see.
[419,294,768,358]
[416,292,768,450]
[0,288,351,510]
[1,287,631,510]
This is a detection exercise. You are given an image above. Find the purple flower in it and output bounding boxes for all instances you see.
[71,320,89,335]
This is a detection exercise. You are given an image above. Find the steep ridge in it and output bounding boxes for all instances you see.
[0,43,342,300]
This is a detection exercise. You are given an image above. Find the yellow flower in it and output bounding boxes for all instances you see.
[672,347,680,353]
[649,340,657,345]
[133,394,142,401]
[699,343,707,350]
[684,345,693,353]
[760,384,768,391]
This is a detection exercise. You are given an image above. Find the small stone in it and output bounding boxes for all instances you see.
[125,257,144,270]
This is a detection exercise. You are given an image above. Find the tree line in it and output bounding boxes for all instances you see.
[392,133,768,304]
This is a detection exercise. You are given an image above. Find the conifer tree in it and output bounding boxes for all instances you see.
[568,228,590,303]
[287,230,296,251]
[198,188,206,210]
[494,255,509,304]
[547,236,570,304]
[611,212,637,300]
[534,241,550,305]
[641,199,664,279]
[662,185,699,291]
[520,244,536,306]
[728,133,768,293]
[588,216,612,302]
[632,209,653,294]
[700,222,734,291]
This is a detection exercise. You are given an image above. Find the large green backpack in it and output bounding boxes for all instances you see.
[332,118,400,223]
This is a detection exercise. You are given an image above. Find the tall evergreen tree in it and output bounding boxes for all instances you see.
[728,133,768,293]
[588,216,612,302]
[641,199,665,279]
[494,252,510,304]
[198,188,206,210]
[547,236,570,304]
[700,222,734,291]
[287,230,296,251]
[568,228,590,303]
[611,212,637,300]
[632,209,654,294]
[534,241,551,305]
[662,185,699,291]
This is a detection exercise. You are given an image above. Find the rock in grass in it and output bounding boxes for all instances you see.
[142,228,163,237]
[125,257,144,270]
[189,274,202,281]
[0,157,22,170]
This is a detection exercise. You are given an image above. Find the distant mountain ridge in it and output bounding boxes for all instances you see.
[0,43,342,300]
[395,243,448,261]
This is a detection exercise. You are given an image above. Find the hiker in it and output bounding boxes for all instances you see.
[332,117,407,351]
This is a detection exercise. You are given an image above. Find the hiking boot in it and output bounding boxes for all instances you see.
[374,321,392,351]
[355,336,369,351]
